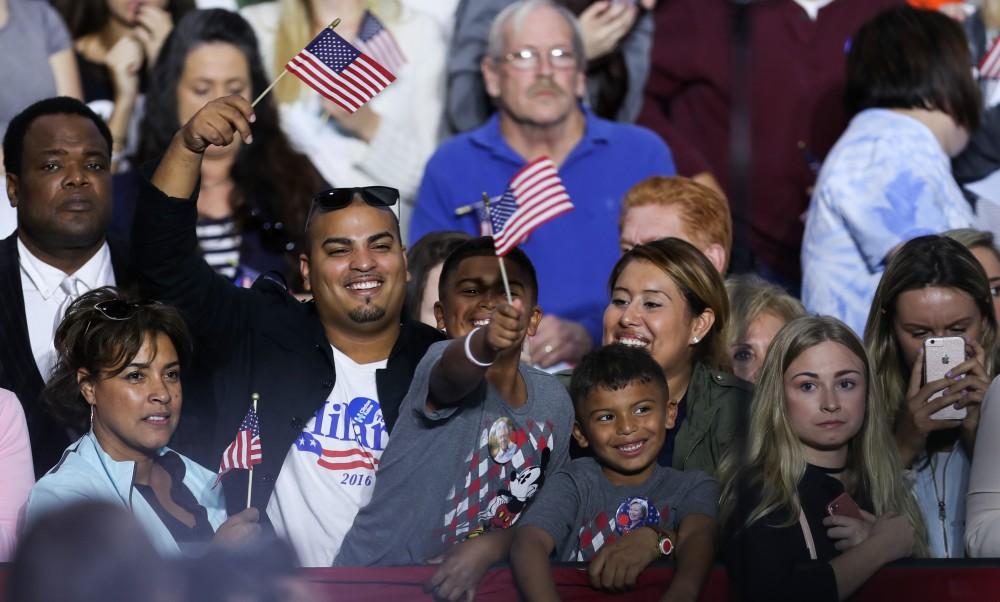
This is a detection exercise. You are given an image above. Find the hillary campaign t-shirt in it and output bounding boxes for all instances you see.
[267,345,388,566]
[334,340,574,565]
[519,457,719,561]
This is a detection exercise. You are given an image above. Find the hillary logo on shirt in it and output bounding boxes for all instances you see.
[293,396,386,471]
[574,500,671,561]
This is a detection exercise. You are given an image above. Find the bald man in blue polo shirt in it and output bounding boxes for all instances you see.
[409,0,675,369]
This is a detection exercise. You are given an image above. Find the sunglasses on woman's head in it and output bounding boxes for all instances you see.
[94,299,148,320]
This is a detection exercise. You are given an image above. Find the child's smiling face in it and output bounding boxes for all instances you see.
[434,255,539,340]
[573,379,667,487]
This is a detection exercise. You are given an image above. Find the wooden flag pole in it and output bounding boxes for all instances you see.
[481,192,514,305]
[246,392,259,509]
[251,18,341,108]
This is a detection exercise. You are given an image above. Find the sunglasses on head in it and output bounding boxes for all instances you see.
[311,186,399,211]
[83,299,159,334]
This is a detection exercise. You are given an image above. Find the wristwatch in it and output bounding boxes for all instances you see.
[656,533,674,557]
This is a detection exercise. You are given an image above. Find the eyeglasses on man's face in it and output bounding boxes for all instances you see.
[500,47,578,71]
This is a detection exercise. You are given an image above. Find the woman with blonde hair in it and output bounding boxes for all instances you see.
[864,235,996,557]
[944,228,1000,323]
[603,237,749,475]
[725,274,806,383]
[722,315,924,601]
[241,0,445,231]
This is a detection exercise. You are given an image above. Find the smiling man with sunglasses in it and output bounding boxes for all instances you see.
[129,95,443,567]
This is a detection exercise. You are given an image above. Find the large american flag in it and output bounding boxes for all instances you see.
[981,37,1000,80]
[284,26,395,113]
[217,406,263,480]
[489,157,573,256]
[354,11,406,75]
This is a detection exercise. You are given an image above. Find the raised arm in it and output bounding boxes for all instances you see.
[428,301,524,409]
[132,96,258,361]
[152,95,254,197]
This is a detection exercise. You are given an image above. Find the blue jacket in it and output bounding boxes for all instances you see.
[26,433,228,556]
[409,108,675,344]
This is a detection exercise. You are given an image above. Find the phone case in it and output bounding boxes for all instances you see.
[924,336,967,421]
[826,492,863,521]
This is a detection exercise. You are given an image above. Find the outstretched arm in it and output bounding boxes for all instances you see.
[429,301,524,409]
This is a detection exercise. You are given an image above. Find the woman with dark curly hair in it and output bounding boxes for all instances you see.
[112,9,324,290]
[25,287,259,556]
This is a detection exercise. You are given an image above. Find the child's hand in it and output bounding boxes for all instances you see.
[587,526,659,592]
[823,509,875,551]
[425,534,500,601]
[484,301,524,354]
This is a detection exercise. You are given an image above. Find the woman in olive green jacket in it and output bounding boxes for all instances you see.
[601,238,750,476]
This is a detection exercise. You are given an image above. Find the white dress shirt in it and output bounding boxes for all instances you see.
[18,238,115,381]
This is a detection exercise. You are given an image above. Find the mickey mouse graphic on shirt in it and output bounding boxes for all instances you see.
[476,448,551,531]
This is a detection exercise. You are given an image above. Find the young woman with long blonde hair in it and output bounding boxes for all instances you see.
[722,316,925,601]
[864,235,997,558]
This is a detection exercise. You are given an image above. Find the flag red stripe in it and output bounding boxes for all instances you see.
[286,62,361,112]
[496,200,573,255]
[515,178,565,205]
[320,447,378,459]
[354,53,395,84]
[495,195,573,246]
[317,458,378,471]
[980,37,1000,76]
[290,53,366,107]
[511,158,556,188]
[339,66,380,99]
[296,52,370,104]
[495,202,573,254]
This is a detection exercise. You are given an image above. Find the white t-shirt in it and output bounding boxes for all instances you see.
[266,345,388,566]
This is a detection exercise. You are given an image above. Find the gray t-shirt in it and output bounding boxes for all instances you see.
[335,340,575,566]
[520,457,719,561]
[0,0,72,134]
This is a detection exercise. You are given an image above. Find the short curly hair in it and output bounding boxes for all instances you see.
[42,287,192,433]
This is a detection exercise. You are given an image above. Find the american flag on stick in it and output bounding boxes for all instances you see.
[284,24,395,113]
[217,403,263,483]
[980,37,1000,80]
[354,11,406,75]
[489,157,574,256]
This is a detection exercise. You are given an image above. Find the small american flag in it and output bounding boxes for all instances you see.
[489,157,573,256]
[354,11,406,75]
[284,25,395,113]
[217,406,263,480]
[980,36,1000,80]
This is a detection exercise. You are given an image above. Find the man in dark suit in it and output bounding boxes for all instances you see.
[131,95,444,566]
[1,97,128,478]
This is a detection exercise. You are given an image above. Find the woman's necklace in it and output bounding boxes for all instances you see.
[929,446,958,558]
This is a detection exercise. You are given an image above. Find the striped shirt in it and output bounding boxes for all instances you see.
[196,216,242,280]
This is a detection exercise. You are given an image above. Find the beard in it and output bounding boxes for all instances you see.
[348,304,386,323]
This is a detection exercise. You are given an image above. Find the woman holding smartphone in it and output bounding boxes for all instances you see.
[722,316,924,601]
[864,235,997,558]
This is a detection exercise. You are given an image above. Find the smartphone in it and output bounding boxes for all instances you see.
[826,492,864,521]
[924,336,967,421]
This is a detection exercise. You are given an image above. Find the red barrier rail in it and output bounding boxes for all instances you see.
[3,562,1000,600]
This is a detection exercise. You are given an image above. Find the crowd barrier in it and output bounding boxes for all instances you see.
[3,560,1000,601]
